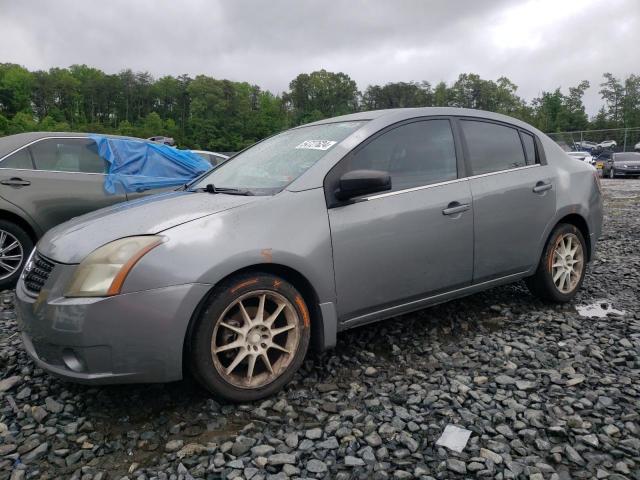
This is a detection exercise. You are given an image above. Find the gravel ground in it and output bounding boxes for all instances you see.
[1,178,639,480]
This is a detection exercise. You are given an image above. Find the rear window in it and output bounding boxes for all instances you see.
[461,120,526,175]
[0,148,33,169]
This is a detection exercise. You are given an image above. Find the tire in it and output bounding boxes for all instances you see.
[189,272,311,402]
[0,220,33,290]
[525,223,587,303]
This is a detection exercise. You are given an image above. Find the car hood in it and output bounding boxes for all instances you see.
[38,191,264,263]
[614,160,640,166]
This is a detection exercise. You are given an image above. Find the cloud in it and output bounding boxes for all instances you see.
[0,0,637,115]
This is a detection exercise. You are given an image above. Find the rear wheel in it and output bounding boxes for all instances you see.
[0,220,33,290]
[189,273,311,402]
[526,223,586,303]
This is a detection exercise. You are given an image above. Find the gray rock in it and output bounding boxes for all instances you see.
[0,376,21,392]
[565,445,585,465]
[480,448,503,464]
[345,455,365,467]
[307,459,328,473]
[22,442,48,463]
[447,458,467,474]
[165,439,184,452]
[268,453,296,465]
[495,375,516,385]
[251,444,275,457]
[232,436,256,456]
[44,397,64,413]
[305,427,322,440]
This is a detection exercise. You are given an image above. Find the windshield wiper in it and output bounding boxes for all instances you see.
[193,183,254,196]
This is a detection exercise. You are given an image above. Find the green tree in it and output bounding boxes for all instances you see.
[361,81,432,110]
[285,70,358,124]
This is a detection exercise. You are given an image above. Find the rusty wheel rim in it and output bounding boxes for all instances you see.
[211,290,300,389]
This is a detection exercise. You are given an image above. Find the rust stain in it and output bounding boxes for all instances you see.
[548,236,561,273]
[273,280,282,288]
[230,278,259,293]
[295,295,310,328]
[260,248,273,263]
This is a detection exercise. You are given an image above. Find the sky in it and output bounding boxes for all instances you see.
[1,0,638,116]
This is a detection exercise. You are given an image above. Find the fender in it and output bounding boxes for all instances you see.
[0,197,44,239]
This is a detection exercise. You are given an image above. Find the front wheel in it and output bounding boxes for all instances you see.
[0,220,33,290]
[525,223,587,303]
[189,273,310,402]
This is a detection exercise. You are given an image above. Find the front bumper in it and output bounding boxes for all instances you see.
[16,273,211,384]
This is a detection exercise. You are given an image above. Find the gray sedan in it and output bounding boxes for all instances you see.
[16,108,603,401]
[602,152,640,178]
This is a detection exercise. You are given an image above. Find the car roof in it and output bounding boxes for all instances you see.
[0,132,141,159]
[301,107,544,135]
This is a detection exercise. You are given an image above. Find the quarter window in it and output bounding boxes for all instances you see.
[345,119,457,192]
[461,120,526,174]
[520,131,537,165]
[30,138,107,174]
[0,148,33,169]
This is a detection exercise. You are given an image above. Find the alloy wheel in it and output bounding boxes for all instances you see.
[0,230,24,280]
[551,233,584,294]
[211,290,300,389]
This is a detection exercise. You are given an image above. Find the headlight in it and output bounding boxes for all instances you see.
[65,236,164,297]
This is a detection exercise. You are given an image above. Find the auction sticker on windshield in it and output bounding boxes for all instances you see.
[295,140,337,150]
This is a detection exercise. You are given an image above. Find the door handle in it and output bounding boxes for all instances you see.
[532,181,552,193]
[0,177,31,187]
[442,201,471,216]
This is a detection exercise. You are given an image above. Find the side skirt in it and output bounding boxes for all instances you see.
[340,271,528,331]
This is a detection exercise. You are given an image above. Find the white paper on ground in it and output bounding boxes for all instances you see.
[435,425,472,453]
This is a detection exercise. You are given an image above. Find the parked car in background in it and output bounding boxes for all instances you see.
[597,140,617,150]
[602,152,640,178]
[575,140,598,151]
[593,150,613,171]
[634,141,640,152]
[0,132,208,288]
[16,108,603,401]
[567,151,595,166]
[192,150,230,167]
[148,136,176,146]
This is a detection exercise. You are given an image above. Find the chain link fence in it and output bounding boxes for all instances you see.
[547,127,640,153]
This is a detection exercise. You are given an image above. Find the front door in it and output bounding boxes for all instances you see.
[327,119,474,321]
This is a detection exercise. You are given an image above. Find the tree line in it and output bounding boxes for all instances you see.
[0,63,638,152]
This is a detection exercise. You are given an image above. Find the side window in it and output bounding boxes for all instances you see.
[30,138,107,174]
[461,120,526,174]
[0,148,34,169]
[347,119,457,192]
[520,131,537,165]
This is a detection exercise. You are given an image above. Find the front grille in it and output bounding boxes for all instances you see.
[24,252,55,294]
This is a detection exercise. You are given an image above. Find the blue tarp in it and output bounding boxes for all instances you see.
[90,135,212,194]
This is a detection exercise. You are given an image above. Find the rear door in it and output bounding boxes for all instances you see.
[458,119,556,282]
[0,137,126,233]
[327,118,474,321]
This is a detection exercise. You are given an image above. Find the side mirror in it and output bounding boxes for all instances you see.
[335,169,391,201]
